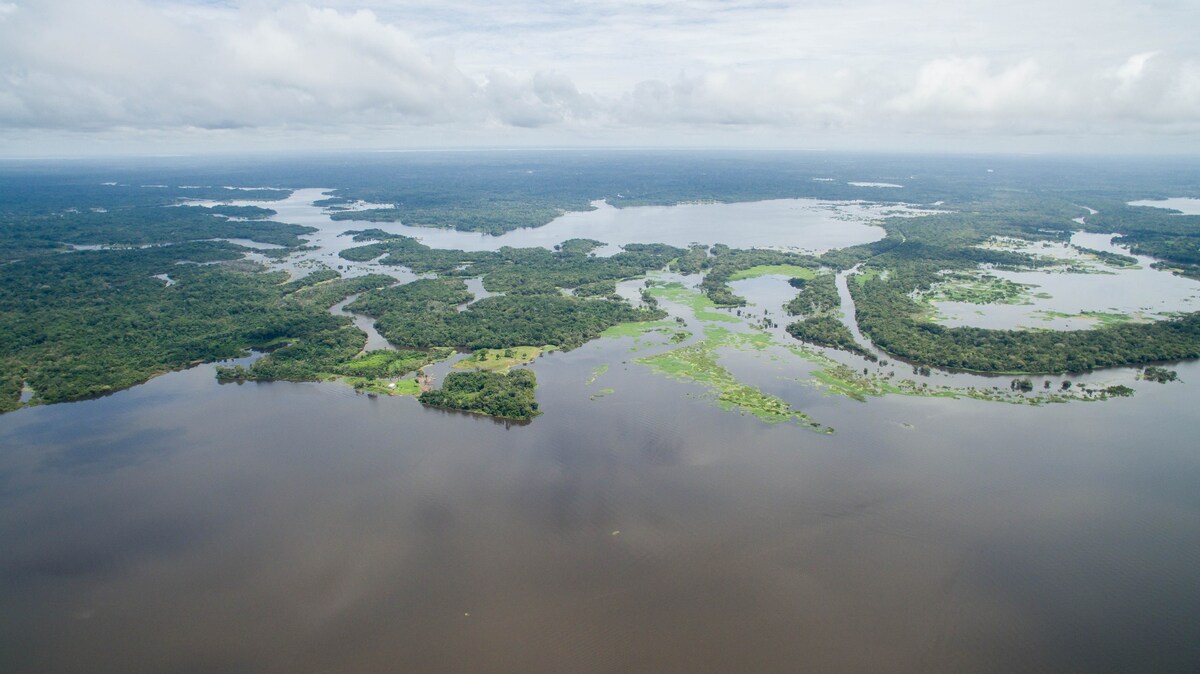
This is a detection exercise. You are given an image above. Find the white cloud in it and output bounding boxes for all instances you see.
[619,66,861,128]
[1115,51,1160,88]
[885,57,1066,131]
[0,1,492,129]
[1,0,1199,153]
[482,70,600,127]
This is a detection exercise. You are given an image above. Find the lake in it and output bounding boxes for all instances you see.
[191,189,928,280]
[926,233,1200,331]
[2,196,1199,672]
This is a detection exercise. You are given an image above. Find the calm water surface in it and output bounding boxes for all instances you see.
[2,336,1199,673]
[1128,197,1200,214]
[195,190,922,278]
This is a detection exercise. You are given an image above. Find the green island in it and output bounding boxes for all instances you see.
[586,364,610,385]
[1142,366,1179,383]
[418,369,539,420]
[3,156,1200,425]
[1073,246,1141,269]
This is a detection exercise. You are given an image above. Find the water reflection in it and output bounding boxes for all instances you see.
[0,344,1198,671]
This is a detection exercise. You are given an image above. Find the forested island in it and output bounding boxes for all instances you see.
[2,153,1199,421]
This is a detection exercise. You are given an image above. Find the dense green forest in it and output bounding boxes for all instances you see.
[786,315,865,355]
[364,290,667,347]
[2,152,1199,415]
[0,242,362,410]
[338,241,672,352]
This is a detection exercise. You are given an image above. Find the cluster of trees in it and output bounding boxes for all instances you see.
[218,324,367,382]
[556,238,604,255]
[205,205,276,220]
[419,369,539,420]
[213,274,406,383]
[330,201,587,236]
[343,273,665,357]
[784,274,839,316]
[1143,366,1179,383]
[785,316,864,355]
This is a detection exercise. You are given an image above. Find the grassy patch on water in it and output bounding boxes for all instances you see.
[645,282,741,323]
[586,363,609,385]
[639,345,825,429]
[600,320,680,338]
[638,327,830,431]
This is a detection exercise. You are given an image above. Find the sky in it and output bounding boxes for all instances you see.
[1,0,1198,156]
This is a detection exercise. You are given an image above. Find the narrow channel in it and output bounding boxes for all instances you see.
[330,293,394,352]
[834,265,888,359]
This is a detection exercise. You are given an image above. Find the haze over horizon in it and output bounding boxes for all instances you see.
[1,0,1198,157]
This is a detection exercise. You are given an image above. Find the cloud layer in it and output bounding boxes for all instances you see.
[1,0,1198,153]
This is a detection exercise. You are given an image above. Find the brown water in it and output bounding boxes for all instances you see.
[2,334,1199,673]
[5,189,1200,672]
